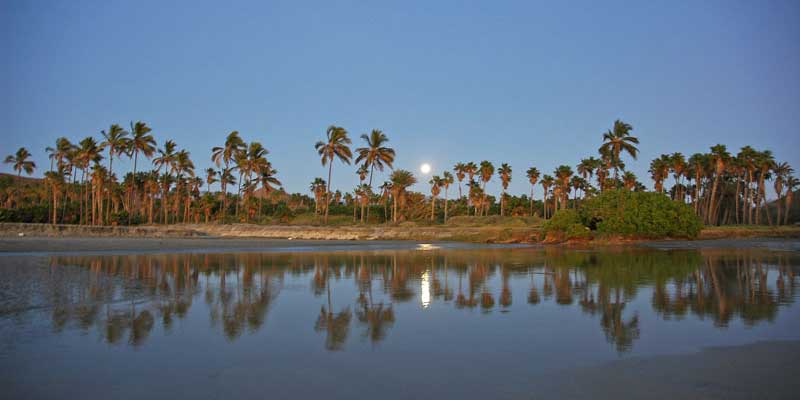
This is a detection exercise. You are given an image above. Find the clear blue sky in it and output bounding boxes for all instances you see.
[2,0,799,198]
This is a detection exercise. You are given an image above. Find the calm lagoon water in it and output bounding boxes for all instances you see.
[1,244,799,399]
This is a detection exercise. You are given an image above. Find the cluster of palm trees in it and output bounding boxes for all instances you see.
[648,146,797,225]
[3,123,281,225]
[4,119,797,226]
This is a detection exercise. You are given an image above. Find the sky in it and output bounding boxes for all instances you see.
[2,0,799,199]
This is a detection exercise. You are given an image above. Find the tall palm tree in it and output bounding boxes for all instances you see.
[453,163,467,199]
[44,169,65,224]
[429,175,443,221]
[670,152,686,201]
[389,169,416,222]
[526,167,540,216]
[153,140,177,224]
[77,138,103,224]
[128,121,156,222]
[598,119,638,182]
[442,171,454,223]
[772,162,794,225]
[212,131,245,222]
[355,129,395,187]
[540,175,554,219]
[554,165,573,211]
[100,124,130,224]
[478,161,494,216]
[755,150,775,225]
[315,125,352,223]
[707,144,730,225]
[498,163,512,216]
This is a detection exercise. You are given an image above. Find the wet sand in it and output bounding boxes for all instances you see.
[529,340,800,400]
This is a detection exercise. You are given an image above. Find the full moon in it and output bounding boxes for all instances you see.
[420,163,431,174]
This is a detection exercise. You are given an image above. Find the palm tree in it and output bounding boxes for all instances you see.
[153,140,177,224]
[205,168,218,194]
[453,163,467,199]
[429,175,443,221]
[442,171,454,223]
[772,162,794,225]
[128,121,156,220]
[755,150,775,225]
[100,124,130,224]
[310,178,327,215]
[315,125,352,223]
[258,162,281,219]
[355,183,371,223]
[622,171,637,191]
[44,169,65,224]
[540,175,554,219]
[598,119,638,182]
[784,176,798,225]
[554,165,573,211]
[212,131,245,222]
[77,138,102,224]
[4,147,36,209]
[498,163,512,216]
[670,152,686,201]
[355,129,395,187]
[389,169,416,222]
[526,167,540,216]
[478,161,494,216]
[707,144,730,225]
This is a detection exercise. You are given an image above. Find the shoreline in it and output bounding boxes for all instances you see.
[1,222,798,249]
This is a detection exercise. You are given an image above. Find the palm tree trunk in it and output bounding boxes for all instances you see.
[444,187,449,223]
[707,174,720,225]
[324,161,333,223]
[431,196,436,221]
[785,192,793,225]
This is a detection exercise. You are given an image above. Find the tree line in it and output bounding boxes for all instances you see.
[2,119,797,226]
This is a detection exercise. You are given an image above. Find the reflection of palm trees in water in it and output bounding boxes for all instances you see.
[38,249,798,353]
[313,257,352,351]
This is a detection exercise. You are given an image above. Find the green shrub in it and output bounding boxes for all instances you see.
[543,209,591,240]
[582,190,702,239]
[0,206,49,223]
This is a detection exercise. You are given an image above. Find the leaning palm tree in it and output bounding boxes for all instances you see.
[4,147,36,208]
[389,169,416,222]
[442,171,454,223]
[128,121,156,222]
[478,161,494,216]
[355,129,395,187]
[526,167,540,216]
[598,119,638,182]
[100,124,130,224]
[211,131,245,222]
[498,163,512,216]
[315,125,352,223]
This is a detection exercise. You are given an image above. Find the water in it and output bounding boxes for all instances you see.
[1,244,799,399]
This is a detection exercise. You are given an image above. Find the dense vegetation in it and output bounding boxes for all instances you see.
[544,190,703,240]
[2,119,797,236]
